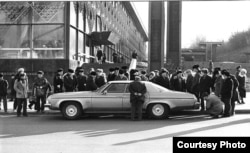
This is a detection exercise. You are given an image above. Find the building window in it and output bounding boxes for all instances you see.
[0,25,31,59]
[78,32,84,61]
[33,25,64,59]
[78,10,84,31]
[70,2,77,27]
[0,2,31,24]
[0,2,65,59]
[69,27,77,60]
[32,2,64,23]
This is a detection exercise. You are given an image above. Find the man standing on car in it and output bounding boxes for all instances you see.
[129,76,147,121]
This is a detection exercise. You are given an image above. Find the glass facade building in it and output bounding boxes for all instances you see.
[0,1,148,87]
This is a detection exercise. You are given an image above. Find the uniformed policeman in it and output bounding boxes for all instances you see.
[128,76,147,121]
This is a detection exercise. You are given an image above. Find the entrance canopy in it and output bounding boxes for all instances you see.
[90,31,119,46]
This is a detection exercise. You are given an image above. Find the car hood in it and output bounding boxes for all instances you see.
[49,91,93,99]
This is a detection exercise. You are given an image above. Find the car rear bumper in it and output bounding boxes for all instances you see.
[45,103,51,108]
[194,102,200,109]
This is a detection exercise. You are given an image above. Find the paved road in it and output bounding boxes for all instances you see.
[0,93,249,153]
[0,112,250,153]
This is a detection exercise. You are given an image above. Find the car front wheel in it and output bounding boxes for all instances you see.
[147,103,169,119]
[61,102,82,120]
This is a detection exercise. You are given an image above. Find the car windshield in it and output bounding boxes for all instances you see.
[95,82,110,93]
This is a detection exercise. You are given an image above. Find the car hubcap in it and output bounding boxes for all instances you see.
[152,104,164,116]
[66,105,77,117]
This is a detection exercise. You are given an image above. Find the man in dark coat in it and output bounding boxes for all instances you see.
[230,74,239,116]
[121,66,129,79]
[76,69,87,91]
[115,70,128,80]
[171,70,186,92]
[0,73,8,112]
[9,74,16,101]
[140,70,148,81]
[95,69,106,88]
[221,70,233,117]
[112,52,118,63]
[191,65,201,102]
[86,72,98,91]
[107,68,116,82]
[96,47,103,64]
[32,71,51,113]
[155,69,170,89]
[199,68,213,111]
[185,69,193,93]
[64,69,77,92]
[53,68,64,93]
[128,76,147,121]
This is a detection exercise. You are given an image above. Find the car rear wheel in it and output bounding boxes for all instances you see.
[61,102,82,120]
[148,103,169,119]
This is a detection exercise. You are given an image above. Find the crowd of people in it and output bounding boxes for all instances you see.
[0,63,248,119]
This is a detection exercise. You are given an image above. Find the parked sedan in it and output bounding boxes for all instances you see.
[47,81,199,120]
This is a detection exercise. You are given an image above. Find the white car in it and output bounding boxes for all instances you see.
[47,81,199,120]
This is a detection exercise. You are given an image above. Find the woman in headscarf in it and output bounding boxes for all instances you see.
[237,68,247,104]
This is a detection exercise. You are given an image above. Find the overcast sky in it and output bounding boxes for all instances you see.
[133,1,250,48]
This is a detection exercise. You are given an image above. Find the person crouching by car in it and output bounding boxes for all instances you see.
[203,92,224,119]
[14,73,28,117]
[128,76,147,121]
[32,71,51,113]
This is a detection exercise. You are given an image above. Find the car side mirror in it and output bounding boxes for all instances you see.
[102,90,107,95]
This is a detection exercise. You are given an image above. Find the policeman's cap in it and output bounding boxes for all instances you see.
[37,71,44,75]
[121,66,128,70]
[192,65,200,69]
[68,69,74,73]
[119,69,124,74]
[57,68,63,72]
[78,69,84,73]
[90,71,96,76]
[109,68,115,72]
[221,70,230,76]
[115,67,120,70]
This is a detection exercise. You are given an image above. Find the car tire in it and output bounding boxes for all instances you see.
[61,102,82,120]
[147,103,169,119]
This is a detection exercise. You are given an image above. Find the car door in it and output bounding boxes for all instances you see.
[91,83,127,111]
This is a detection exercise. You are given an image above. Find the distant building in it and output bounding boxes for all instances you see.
[181,48,206,61]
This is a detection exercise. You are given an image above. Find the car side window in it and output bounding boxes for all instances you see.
[106,83,127,93]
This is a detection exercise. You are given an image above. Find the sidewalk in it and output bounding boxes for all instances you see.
[0,100,58,115]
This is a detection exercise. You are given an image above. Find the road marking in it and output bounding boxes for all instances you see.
[0,115,17,118]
